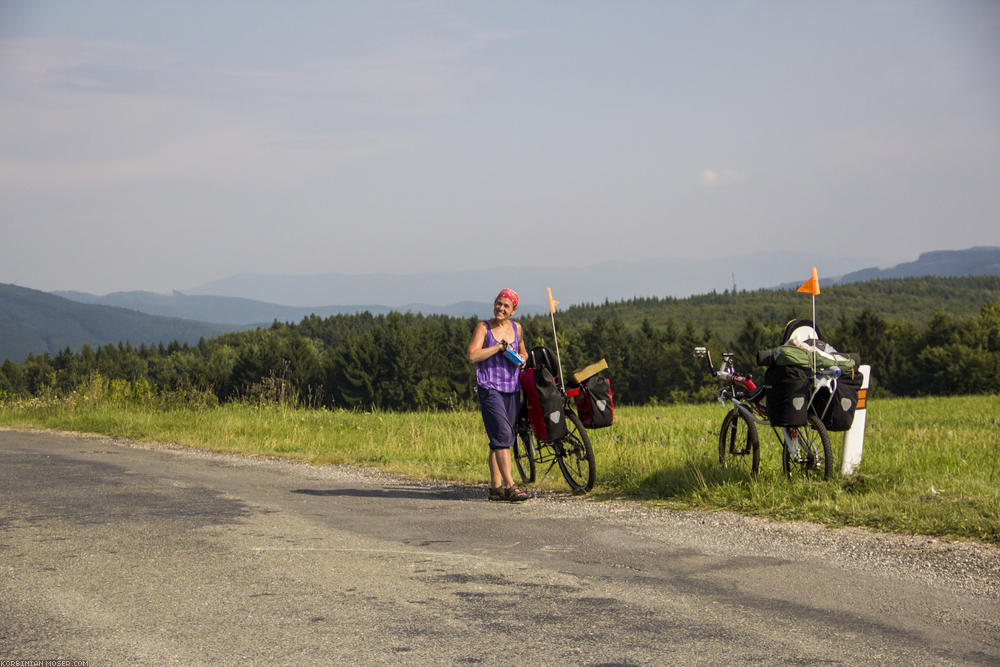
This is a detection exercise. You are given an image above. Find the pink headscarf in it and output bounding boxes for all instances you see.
[496,288,519,309]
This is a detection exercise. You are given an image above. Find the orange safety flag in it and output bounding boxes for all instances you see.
[797,267,820,295]
[547,287,560,314]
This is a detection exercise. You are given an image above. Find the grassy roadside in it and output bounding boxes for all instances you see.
[2,392,998,544]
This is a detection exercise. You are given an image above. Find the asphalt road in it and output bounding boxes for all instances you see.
[2,429,998,665]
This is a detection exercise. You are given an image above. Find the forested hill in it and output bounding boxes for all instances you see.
[544,275,1000,343]
[3,275,999,408]
[0,283,238,363]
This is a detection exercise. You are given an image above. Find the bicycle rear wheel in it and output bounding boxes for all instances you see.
[781,414,833,481]
[513,417,536,484]
[556,410,596,493]
[718,408,760,479]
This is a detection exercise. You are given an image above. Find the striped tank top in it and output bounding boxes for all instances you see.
[476,321,521,393]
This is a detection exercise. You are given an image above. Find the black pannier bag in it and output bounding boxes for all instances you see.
[519,366,567,442]
[573,375,613,428]
[813,369,862,431]
[526,346,559,375]
[763,365,810,427]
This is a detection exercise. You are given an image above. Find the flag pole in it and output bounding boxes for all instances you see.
[547,287,564,391]
[797,267,820,372]
[811,291,817,372]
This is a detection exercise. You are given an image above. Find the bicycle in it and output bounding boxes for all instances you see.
[511,388,597,494]
[694,346,835,481]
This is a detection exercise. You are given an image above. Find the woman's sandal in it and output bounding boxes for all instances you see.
[504,486,529,502]
[488,487,505,501]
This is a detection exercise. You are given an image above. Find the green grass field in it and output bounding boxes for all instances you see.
[2,391,998,544]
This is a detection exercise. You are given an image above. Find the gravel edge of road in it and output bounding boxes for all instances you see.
[11,427,1000,602]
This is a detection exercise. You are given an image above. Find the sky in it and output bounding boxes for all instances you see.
[1,0,998,296]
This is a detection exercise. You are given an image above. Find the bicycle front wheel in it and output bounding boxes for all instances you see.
[556,410,596,493]
[719,407,760,479]
[781,414,833,481]
[513,418,537,484]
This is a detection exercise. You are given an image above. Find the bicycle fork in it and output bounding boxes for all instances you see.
[724,419,748,455]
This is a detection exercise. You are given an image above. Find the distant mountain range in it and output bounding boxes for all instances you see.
[0,284,238,363]
[50,291,543,324]
[181,251,882,308]
[50,249,885,328]
[2,246,997,364]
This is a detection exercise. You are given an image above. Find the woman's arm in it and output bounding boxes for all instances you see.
[468,321,503,364]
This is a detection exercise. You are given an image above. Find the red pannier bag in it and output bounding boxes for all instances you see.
[570,375,613,428]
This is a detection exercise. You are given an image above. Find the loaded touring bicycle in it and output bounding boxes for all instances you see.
[695,319,863,480]
[513,346,612,493]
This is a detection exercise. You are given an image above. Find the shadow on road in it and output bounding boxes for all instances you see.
[291,484,483,501]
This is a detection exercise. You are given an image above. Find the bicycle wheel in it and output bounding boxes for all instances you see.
[513,418,536,484]
[556,410,596,493]
[781,413,833,481]
[718,408,760,479]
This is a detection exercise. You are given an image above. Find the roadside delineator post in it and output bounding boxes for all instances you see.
[841,364,871,475]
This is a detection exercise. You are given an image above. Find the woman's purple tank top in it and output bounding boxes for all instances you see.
[476,321,521,392]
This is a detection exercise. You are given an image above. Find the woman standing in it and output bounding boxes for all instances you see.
[468,288,530,501]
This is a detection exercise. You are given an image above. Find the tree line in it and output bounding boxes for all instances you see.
[2,293,998,410]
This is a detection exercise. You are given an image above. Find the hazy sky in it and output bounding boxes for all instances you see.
[2,0,998,295]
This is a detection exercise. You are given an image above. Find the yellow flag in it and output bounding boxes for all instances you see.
[547,287,560,314]
[797,267,820,295]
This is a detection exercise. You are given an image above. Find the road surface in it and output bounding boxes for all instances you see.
[2,429,998,665]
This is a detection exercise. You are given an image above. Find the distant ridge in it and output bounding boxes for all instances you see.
[51,247,1000,324]
[836,246,1000,284]
[51,291,550,325]
[52,290,395,325]
[183,251,877,307]
[0,284,239,363]
[772,246,1000,289]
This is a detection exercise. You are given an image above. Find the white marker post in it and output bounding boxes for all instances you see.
[841,364,871,475]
